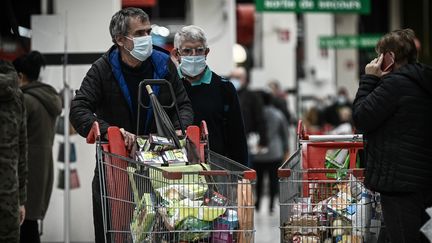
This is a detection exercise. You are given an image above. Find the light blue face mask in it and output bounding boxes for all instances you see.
[230,78,241,90]
[179,55,207,77]
[125,35,153,61]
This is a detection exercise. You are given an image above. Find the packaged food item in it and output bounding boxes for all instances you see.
[136,151,164,164]
[156,184,208,201]
[162,148,188,164]
[203,190,229,206]
[136,137,147,151]
[290,214,319,235]
[292,197,312,215]
[335,234,363,243]
[292,234,320,243]
[145,134,176,152]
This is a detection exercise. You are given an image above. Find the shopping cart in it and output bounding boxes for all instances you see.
[278,121,383,243]
[86,83,255,243]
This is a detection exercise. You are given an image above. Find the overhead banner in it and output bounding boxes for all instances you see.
[319,35,382,49]
[255,0,370,14]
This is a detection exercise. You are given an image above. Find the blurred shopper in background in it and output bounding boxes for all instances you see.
[13,51,62,243]
[0,60,27,243]
[267,79,292,124]
[171,25,248,165]
[352,29,432,243]
[253,90,289,213]
[70,8,193,242]
[230,67,268,164]
[324,86,352,127]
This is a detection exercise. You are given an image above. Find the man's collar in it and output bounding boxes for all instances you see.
[178,67,212,86]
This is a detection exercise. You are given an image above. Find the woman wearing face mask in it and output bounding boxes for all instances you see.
[171,25,249,165]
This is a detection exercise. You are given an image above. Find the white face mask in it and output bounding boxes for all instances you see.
[179,55,207,77]
[125,35,153,61]
[230,78,241,90]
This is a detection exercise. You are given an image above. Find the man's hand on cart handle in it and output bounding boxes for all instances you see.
[119,128,136,150]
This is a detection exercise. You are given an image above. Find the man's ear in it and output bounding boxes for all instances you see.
[390,51,395,59]
[115,36,125,47]
[170,48,180,62]
[205,48,210,58]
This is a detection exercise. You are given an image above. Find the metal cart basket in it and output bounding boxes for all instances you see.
[278,121,383,243]
[87,121,255,243]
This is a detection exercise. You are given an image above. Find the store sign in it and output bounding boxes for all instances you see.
[319,35,381,49]
[255,0,370,14]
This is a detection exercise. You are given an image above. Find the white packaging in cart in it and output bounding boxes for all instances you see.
[349,192,372,237]
[292,234,320,243]
[162,148,188,164]
[292,197,312,215]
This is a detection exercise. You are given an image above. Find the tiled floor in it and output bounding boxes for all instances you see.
[254,195,281,243]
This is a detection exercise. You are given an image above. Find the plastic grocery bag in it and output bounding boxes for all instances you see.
[325,149,360,179]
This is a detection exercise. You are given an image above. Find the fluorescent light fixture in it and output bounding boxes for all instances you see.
[11,26,32,38]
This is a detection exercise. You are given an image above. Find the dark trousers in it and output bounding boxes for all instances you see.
[92,170,107,243]
[20,219,40,243]
[380,190,432,243]
[253,161,280,211]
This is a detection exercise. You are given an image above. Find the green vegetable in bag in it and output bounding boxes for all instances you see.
[176,216,212,241]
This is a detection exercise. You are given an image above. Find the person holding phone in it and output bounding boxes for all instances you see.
[352,29,432,243]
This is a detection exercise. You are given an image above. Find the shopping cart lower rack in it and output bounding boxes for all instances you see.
[87,121,256,243]
[278,167,382,243]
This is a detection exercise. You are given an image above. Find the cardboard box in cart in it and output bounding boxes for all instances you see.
[277,121,383,243]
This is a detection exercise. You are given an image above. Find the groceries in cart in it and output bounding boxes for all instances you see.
[135,135,188,165]
[125,162,249,243]
[325,149,361,179]
[282,174,382,243]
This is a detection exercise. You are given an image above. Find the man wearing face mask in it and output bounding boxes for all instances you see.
[230,67,268,163]
[171,25,248,165]
[70,8,193,243]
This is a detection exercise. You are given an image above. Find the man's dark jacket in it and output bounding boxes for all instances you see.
[70,46,193,243]
[183,71,249,165]
[353,63,432,192]
[237,88,268,147]
[70,46,193,137]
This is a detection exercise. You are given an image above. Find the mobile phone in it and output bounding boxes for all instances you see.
[381,52,394,72]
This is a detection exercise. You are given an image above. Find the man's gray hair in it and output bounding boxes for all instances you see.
[174,25,207,49]
[109,7,149,44]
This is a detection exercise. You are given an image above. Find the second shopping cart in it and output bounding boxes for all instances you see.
[278,121,383,243]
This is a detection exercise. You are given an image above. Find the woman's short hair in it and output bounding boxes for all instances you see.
[173,25,207,49]
[109,7,149,44]
[375,28,418,64]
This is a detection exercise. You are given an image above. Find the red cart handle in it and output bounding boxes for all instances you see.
[86,121,101,144]
[297,120,308,140]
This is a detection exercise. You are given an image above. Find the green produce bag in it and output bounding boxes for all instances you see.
[325,149,360,179]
